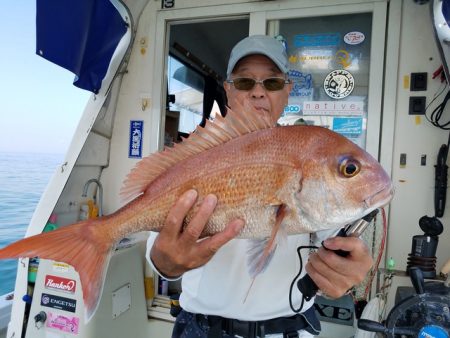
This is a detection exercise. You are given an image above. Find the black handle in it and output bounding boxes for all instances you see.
[297,229,351,300]
[357,319,417,336]
[297,275,317,302]
[357,319,388,333]
[434,144,448,217]
[409,267,425,295]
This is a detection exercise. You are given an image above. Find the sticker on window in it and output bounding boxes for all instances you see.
[303,101,363,116]
[294,33,340,47]
[323,70,355,99]
[344,31,365,45]
[332,117,363,138]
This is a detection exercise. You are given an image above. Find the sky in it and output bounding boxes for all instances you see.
[0,1,91,155]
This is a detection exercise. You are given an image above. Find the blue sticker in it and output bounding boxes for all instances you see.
[418,325,448,338]
[289,70,313,98]
[332,117,363,138]
[294,33,340,47]
[129,120,144,158]
[284,104,302,114]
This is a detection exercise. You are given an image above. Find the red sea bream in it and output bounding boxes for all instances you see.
[0,108,394,320]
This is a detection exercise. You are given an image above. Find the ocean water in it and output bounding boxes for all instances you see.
[0,152,63,296]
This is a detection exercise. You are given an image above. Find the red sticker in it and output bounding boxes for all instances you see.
[45,275,76,293]
[344,31,365,45]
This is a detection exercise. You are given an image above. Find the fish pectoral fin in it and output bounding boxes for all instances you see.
[246,238,278,278]
[246,204,288,277]
[244,205,289,302]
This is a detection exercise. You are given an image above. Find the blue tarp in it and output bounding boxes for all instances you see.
[36,0,128,93]
[443,0,450,25]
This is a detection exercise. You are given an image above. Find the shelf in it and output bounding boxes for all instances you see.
[147,295,175,322]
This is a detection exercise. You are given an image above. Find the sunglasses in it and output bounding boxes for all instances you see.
[226,77,291,91]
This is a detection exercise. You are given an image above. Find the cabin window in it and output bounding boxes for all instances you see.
[167,56,204,135]
[164,18,248,147]
[165,55,226,146]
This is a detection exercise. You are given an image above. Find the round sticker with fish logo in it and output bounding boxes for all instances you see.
[323,69,354,99]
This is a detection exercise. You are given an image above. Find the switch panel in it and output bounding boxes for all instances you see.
[409,96,426,115]
[410,72,428,91]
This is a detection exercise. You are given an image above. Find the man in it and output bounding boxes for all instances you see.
[147,35,373,337]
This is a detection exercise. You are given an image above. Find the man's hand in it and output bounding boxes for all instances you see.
[305,236,373,298]
[150,189,244,278]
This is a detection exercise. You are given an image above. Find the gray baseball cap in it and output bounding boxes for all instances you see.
[226,35,289,78]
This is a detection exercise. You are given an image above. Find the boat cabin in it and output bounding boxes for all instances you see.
[1,0,449,337]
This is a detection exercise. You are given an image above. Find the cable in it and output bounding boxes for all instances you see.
[289,245,317,313]
[426,86,450,130]
[363,207,388,300]
[425,82,447,119]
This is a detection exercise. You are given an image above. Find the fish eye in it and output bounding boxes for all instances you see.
[339,158,361,177]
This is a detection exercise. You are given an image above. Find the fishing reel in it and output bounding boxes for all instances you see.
[357,267,450,337]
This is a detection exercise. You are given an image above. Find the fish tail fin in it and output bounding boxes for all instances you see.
[0,219,113,322]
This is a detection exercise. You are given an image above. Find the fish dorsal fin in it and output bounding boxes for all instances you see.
[120,103,274,202]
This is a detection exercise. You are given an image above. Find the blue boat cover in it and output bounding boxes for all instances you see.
[443,0,450,24]
[36,0,128,93]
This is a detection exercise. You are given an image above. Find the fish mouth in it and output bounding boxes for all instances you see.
[364,184,395,209]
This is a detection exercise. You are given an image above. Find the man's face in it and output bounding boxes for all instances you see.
[224,54,292,122]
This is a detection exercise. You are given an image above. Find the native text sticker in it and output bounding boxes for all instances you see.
[344,31,365,45]
[46,312,80,334]
[323,70,355,99]
[303,101,363,116]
